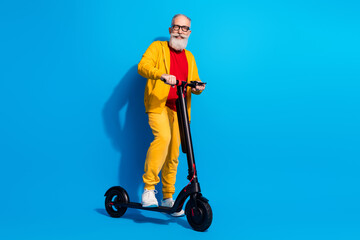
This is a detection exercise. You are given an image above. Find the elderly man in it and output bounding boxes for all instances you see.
[138,14,205,216]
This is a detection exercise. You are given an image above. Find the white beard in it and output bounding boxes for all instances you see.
[169,33,189,51]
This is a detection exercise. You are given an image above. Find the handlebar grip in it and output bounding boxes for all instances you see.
[161,78,180,86]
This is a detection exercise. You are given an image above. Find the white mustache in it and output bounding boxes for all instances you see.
[170,33,189,39]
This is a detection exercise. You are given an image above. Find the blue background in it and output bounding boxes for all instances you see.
[1,0,359,239]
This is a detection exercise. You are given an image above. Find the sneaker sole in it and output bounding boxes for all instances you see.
[142,204,158,208]
[171,210,185,217]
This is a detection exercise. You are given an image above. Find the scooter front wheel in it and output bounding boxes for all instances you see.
[185,198,213,232]
[104,187,129,218]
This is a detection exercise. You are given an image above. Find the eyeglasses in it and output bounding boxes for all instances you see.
[171,25,190,32]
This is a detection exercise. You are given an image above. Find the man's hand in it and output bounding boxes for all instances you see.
[192,84,205,92]
[161,74,177,85]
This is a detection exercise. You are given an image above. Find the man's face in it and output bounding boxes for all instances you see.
[168,16,191,51]
[169,15,191,38]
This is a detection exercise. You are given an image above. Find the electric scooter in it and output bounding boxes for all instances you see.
[104,80,212,232]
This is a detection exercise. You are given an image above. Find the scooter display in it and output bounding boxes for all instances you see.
[104,80,212,232]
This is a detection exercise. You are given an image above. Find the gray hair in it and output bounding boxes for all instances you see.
[171,14,191,26]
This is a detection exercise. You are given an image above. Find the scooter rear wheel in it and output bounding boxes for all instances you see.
[105,187,129,218]
[185,198,213,232]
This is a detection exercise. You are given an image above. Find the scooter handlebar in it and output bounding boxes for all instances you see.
[188,81,207,88]
[160,79,207,88]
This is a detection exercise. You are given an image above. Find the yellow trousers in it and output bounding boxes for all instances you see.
[143,107,180,199]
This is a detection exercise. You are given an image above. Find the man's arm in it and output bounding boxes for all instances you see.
[190,59,205,94]
[138,41,177,85]
[138,42,164,80]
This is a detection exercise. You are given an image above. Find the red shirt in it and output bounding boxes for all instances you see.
[166,46,188,111]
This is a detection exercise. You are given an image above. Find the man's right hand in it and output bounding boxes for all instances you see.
[161,74,177,85]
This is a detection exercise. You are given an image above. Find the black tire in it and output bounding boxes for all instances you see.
[185,198,213,232]
[104,187,129,218]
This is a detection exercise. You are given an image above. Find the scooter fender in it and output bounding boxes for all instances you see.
[104,186,127,196]
[198,196,209,203]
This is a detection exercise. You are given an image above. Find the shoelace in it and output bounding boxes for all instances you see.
[144,189,158,196]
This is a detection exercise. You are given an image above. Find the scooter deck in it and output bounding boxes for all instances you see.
[117,202,175,213]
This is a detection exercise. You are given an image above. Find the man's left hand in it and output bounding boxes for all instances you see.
[192,84,205,92]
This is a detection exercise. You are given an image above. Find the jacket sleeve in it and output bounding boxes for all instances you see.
[138,41,164,80]
[190,56,203,95]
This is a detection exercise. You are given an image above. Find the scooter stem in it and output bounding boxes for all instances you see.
[176,83,198,182]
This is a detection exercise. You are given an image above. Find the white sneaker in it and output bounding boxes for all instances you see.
[161,198,185,217]
[141,189,158,207]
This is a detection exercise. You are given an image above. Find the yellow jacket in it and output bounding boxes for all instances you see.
[138,41,201,119]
